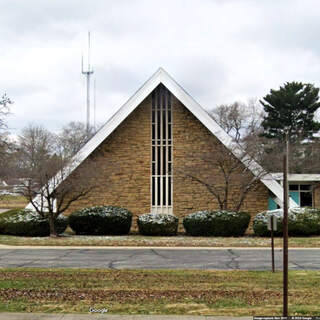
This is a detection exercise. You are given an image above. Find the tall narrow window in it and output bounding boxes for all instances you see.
[151,85,173,214]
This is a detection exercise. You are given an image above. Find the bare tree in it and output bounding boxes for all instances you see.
[211,98,264,142]
[258,138,320,174]
[0,134,19,181]
[0,94,13,165]
[211,102,244,142]
[20,155,99,237]
[0,94,12,131]
[212,98,320,175]
[15,123,101,237]
[0,94,15,189]
[178,142,267,211]
[17,125,57,175]
[58,121,95,159]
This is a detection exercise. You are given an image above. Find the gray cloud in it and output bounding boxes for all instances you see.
[1,0,320,134]
[238,0,320,53]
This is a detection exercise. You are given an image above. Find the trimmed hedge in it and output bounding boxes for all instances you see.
[253,208,320,236]
[0,209,68,237]
[138,213,179,236]
[69,206,132,235]
[183,210,251,236]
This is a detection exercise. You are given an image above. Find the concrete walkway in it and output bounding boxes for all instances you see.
[0,313,252,320]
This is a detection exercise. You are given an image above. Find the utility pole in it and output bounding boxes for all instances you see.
[82,31,94,133]
[283,131,289,317]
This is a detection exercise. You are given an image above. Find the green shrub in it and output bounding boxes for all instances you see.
[69,206,132,235]
[138,213,179,236]
[55,215,69,235]
[0,209,68,237]
[253,208,320,236]
[183,210,251,236]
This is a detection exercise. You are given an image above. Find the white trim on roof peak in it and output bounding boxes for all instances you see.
[27,67,296,210]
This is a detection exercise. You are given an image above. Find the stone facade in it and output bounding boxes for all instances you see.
[313,186,320,207]
[65,95,151,218]
[172,95,269,218]
[64,86,270,230]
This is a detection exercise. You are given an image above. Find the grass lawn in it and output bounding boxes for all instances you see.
[0,268,319,315]
[0,233,319,247]
[0,195,27,209]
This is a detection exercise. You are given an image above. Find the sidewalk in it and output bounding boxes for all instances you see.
[0,313,253,320]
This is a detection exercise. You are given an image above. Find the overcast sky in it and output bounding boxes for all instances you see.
[1,0,320,135]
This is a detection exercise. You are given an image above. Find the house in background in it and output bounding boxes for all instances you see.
[0,178,33,195]
[0,180,8,187]
[27,68,298,220]
[0,180,9,195]
[268,173,320,210]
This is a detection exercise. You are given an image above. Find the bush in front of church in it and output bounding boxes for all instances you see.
[0,209,68,237]
[69,206,132,235]
[183,210,251,236]
[253,208,320,236]
[138,213,179,236]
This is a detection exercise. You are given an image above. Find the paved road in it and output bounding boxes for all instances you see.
[0,248,319,270]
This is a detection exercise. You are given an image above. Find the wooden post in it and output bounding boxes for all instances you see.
[271,215,275,273]
[283,133,289,317]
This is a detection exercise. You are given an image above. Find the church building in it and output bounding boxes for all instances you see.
[29,68,319,221]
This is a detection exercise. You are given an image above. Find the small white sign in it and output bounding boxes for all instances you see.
[267,215,277,231]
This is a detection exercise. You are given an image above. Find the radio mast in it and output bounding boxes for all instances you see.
[82,32,94,132]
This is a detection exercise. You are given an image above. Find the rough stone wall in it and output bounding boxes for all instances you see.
[63,88,269,231]
[65,95,151,224]
[313,185,320,207]
[172,96,269,228]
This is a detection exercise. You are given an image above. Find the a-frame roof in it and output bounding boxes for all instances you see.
[27,67,297,209]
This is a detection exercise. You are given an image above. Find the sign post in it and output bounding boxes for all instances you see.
[268,215,277,272]
[283,134,289,317]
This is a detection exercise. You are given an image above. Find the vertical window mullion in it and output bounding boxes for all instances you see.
[151,86,173,214]
[165,90,169,210]
[151,92,154,208]
[154,89,158,213]
[160,86,163,210]
[162,88,166,209]
[168,91,172,208]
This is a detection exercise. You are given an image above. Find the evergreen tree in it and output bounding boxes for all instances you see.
[260,82,320,142]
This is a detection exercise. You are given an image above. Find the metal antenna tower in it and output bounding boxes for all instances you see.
[82,31,94,132]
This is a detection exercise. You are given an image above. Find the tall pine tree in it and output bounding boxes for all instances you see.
[260,82,320,142]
